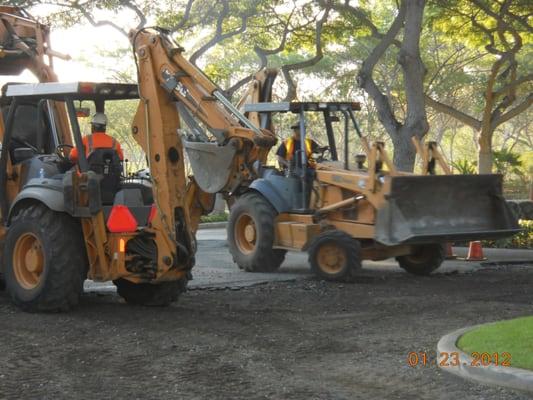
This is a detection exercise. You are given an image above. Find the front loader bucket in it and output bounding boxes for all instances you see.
[374,174,520,246]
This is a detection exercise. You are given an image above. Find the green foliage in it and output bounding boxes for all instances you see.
[483,220,533,249]
[451,159,477,174]
[493,149,523,178]
[520,151,533,176]
[20,0,532,175]
[200,212,229,223]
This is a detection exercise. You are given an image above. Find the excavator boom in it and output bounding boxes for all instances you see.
[130,28,277,266]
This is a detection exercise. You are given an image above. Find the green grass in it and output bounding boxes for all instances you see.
[200,212,229,223]
[457,316,533,370]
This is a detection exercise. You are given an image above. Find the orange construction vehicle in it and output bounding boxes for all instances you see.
[225,70,520,280]
[0,14,518,313]
[0,21,276,311]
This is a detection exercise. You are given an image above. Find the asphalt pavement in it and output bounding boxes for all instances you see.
[85,228,533,292]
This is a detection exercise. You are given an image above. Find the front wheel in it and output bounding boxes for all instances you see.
[227,192,286,272]
[396,244,445,276]
[307,230,362,281]
[3,204,88,312]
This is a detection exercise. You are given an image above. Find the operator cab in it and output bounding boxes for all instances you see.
[0,85,59,164]
[241,101,363,213]
[0,82,153,227]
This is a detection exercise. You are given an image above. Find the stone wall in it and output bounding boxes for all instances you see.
[507,200,533,220]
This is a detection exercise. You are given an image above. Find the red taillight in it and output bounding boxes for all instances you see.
[106,205,138,233]
[148,204,157,225]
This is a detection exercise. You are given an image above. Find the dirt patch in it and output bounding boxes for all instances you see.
[0,265,532,399]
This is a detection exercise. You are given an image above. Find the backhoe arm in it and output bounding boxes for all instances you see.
[129,28,276,269]
[130,29,276,184]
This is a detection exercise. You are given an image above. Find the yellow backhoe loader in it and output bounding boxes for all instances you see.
[0,21,276,311]
[0,10,518,313]
[226,71,520,280]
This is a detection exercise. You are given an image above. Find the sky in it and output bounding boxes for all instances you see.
[0,5,335,99]
[0,7,134,86]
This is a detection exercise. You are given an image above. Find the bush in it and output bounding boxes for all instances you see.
[200,213,229,223]
[483,220,533,249]
[452,159,477,175]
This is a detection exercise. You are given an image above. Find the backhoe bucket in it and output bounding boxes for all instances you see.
[183,140,237,193]
[374,174,520,246]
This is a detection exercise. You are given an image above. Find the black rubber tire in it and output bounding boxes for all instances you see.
[307,230,361,281]
[3,203,88,312]
[227,192,286,272]
[396,243,445,276]
[113,278,187,306]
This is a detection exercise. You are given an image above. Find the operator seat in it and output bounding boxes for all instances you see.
[87,148,122,205]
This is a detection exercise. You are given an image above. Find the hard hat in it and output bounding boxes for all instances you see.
[91,112,107,126]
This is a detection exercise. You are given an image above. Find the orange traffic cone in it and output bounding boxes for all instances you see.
[465,241,486,261]
[445,242,457,260]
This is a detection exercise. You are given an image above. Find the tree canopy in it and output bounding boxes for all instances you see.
[11,0,533,183]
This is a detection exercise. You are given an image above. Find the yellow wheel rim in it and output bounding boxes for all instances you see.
[234,213,257,254]
[13,233,45,290]
[316,243,347,274]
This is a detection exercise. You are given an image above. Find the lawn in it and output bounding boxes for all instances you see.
[200,212,229,223]
[457,316,533,370]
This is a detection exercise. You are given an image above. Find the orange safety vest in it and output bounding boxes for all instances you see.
[86,134,119,157]
[70,132,124,162]
[285,137,315,166]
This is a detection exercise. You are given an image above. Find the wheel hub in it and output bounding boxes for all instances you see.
[235,213,257,254]
[13,233,44,289]
[244,224,256,242]
[317,243,346,274]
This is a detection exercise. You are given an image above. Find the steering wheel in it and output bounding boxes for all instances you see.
[314,146,330,163]
[55,144,74,162]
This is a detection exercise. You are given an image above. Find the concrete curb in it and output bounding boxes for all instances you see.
[198,221,227,230]
[437,324,533,393]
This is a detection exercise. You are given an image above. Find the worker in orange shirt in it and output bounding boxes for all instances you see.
[276,122,322,170]
[69,112,124,163]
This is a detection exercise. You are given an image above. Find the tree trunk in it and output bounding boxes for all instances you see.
[478,128,493,174]
[355,0,428,173]
[394,0,428,172]
[392,132,417,171]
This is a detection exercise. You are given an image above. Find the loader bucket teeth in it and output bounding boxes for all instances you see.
[374,174,520,246]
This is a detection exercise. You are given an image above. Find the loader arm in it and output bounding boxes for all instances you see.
[236,68,278,132]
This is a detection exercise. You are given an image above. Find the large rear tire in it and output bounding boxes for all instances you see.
[113,278,187,306]
[396,243,445,276]
[307,230,362,281]
[227,192,286,272]
[3,204,88,312]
